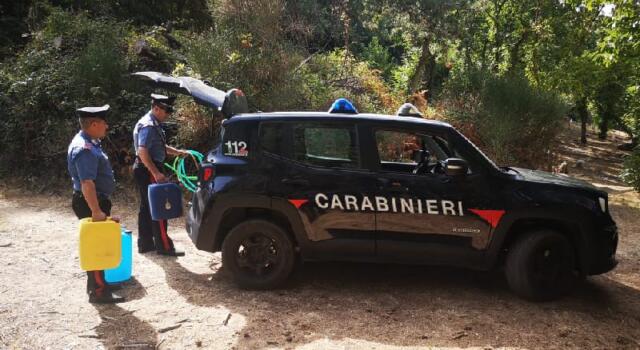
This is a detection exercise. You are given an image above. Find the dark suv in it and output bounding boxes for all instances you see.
[187,112,618,299]
[134,72,618,301]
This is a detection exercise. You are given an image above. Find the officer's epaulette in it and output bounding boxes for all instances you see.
[138,116,157,128]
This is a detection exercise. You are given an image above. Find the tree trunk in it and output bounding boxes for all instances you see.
[407,36,431,94]
[576,97,588,144]
[425,48,437,93]
[508,31,529,74]
[598,113,609,140]
[489,0,507,73]
[634,118,640,147]
[615,118,637,147]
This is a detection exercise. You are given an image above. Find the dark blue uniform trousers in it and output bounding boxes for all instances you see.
[133,162,175,253]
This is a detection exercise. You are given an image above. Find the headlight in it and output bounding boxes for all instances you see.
[598,197,607,213]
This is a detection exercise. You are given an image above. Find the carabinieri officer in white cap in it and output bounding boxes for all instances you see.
[67,104,125,304]
[133,94,188,256]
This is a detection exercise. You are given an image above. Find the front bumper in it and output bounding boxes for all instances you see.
[588,224,618,275]
[589,255,618,275]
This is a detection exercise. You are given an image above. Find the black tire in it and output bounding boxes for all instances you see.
[505,230,577,301]
[221,219,295,290]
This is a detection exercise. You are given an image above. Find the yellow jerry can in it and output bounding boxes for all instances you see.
[78,218,122,271]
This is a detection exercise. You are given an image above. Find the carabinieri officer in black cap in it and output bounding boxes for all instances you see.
[133,94,188,256]
[68,104,125,304]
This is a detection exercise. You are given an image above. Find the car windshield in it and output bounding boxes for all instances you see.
[452,129,501,171]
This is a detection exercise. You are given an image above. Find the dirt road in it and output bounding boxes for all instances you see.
[1,126,639,349]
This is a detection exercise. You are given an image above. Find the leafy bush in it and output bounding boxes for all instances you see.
[0,9,151,180]
[1,0,576,185]
[440,69,568,169]
[182,3,308,112]
[296,49,403,113]
[621,147,640,191]
[0,2,407,182]
[183,19,402,115]
[174,99,221,151]
[362,36,394,79]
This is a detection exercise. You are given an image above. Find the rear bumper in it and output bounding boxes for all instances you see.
[185,185,221,253]
[186,201,200,244]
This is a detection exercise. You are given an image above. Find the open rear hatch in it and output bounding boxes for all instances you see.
[132,71,249,118]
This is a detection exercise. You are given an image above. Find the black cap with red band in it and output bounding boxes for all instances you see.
[76,104,110,120]
[151,94,176,113]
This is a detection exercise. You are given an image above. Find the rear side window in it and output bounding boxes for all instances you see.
[259,121,359,169]
[293,123,359,169]
[221,122,252,158]
[259,122,288,156]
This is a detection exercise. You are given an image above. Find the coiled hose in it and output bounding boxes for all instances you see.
[163,150,204,193]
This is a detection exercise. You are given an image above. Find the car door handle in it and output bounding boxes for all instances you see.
[282,178,310,186]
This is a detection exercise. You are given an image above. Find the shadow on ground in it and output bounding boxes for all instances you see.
[147,255,640,349]
[92,278,158,350]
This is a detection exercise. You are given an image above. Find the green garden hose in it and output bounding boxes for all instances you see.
[163,150,204,193]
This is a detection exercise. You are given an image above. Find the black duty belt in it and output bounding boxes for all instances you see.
[73,191,110,200]
[133,157,165,172]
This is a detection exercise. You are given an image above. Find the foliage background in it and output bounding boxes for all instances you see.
[0,0,638,188]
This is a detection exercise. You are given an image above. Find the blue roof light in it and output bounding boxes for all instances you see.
[328,98,358,114]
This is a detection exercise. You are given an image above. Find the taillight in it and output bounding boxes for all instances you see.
[199,163,215,183]
[203,168,213,181]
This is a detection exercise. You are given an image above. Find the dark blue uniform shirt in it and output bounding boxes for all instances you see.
[133,111,166,164]
[67,131,115,197]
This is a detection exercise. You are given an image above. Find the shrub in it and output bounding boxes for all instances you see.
[0,9,152,180]
[362,36,394,79]
[622,147,640,192]
[174,99,221,151]
[296,49,403,113]
[440,69,568,169]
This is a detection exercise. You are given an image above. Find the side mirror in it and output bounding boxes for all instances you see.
[444,158,468,176]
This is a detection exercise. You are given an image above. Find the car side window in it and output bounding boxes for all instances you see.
[221,123,253,158]
[293,123,360,169]
[259,122,288,157]
[376,130,421,164]
[375,129,472,174]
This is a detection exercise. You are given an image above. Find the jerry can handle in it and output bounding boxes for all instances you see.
[86,217,116,223]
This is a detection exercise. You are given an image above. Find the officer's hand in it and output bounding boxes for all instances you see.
[154,172,168,183]
[92,211,108,222]
[179,149,190,157]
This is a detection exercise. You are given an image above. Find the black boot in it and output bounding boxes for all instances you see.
[89,290,126,304]
[107,283,123,291]
[157,248,185,257]
[138,239,156,254]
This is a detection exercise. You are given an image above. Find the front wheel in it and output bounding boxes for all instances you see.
[505,230,577,301]
[222,219,295,290]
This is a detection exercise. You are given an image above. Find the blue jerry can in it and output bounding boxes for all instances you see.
[105,228,133,284]
[148,183,183,220]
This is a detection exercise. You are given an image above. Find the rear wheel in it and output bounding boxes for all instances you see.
[222,219,295,290]
[505,230,577,301]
